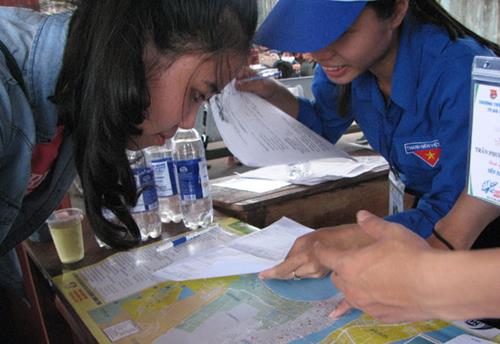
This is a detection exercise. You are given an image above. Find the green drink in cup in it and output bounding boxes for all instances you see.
[46,208,85,264]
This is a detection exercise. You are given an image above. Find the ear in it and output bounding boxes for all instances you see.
[391,0,409,29]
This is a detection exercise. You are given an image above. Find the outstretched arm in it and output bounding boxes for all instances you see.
[429,192,500,249]
[316,210,500,323]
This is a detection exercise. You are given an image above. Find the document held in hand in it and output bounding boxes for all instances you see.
[209,80,351,167]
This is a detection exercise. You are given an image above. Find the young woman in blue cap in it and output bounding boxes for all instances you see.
[235,0,500,280]
[0,1,257,338]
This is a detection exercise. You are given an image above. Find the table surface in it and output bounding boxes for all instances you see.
[24,219,190,280]
[23,165,389,344]
[25,134,390,342]
[23,218,500,344]
[23,218,197,344]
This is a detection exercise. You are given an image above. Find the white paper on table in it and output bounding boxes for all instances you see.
[212,177,290,193]
[75,225,235,303]
[239,155,389,185]
[444,334,495,344]
[209,80,351,167]
[153,217,313,281]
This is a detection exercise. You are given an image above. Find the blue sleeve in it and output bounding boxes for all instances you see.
[385,55,476,238]
[296,66,354,144]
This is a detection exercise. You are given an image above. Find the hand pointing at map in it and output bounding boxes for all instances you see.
[315,211,434,323]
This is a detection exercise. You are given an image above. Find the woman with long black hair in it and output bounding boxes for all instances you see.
[0,2,257,336]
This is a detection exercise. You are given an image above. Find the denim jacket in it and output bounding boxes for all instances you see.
[0,7,76,260]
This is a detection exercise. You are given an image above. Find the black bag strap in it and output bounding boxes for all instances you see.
[0,39,28,96]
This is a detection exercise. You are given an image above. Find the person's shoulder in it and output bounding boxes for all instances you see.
[0,7,46,52]
[0,6,45,27]
[416,21,492,61]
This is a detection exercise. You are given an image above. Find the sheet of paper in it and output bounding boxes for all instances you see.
[75,225,235,303]
[212,177,290,193]
[153,217,313,281]
[209,80,351,167]
[239,155,388,185]
[445,334,495,343]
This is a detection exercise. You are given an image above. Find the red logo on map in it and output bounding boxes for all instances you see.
[491,89,498,100]
[404,140,441,167]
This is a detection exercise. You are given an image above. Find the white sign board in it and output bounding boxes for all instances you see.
[468,56,500,206]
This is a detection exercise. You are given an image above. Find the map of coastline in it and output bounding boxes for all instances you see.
[87,274,473,344]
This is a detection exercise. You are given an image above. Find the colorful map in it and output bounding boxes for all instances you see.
[85,274,481,344]
[52,219,500,344]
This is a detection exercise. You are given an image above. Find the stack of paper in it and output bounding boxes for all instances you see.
[239,155,389,186]
[212,177,291,193]
[209,80,351,167]
[209,81,388,188]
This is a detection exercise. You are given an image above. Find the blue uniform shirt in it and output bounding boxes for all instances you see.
[297,15,495,238]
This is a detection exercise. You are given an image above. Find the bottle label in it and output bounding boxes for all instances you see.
[175,158,209,201]
[131,167,159,212]
[150,157,177,197]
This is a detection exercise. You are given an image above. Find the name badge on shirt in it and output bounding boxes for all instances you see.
[389,170,405,215]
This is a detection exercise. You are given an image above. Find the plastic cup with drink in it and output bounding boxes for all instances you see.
[46,208,85,264]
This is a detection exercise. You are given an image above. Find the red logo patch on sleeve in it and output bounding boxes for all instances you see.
[404,140,441,167]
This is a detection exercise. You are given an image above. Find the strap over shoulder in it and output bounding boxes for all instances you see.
[0,39,28,96]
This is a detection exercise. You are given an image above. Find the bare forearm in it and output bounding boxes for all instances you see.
[429,193,500,250]
[420,249,500,320]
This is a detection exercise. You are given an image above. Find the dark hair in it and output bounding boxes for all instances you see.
[337,0,500,117]
[52,0,258,249]
[273,60,294,78]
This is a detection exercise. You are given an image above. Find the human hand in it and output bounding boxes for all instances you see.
[258,223,365,280]
[234,66,287,101]
[234,66,300,117]
[316,210,433,323]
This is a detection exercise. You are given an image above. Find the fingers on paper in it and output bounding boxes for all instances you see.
[313,241,342,273]
[258,254,302,280]
[329,299,353,319]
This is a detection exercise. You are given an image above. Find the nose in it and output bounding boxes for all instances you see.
[179,107,198,129]
[311,45,335,63]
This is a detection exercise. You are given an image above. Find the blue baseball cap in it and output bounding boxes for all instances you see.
[254,0,372,53]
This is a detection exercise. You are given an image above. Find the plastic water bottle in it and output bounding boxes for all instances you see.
[126,149,162,240]
[144,141,182,223]
[171,128,213,230]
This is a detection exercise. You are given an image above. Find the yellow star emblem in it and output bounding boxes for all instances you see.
[426,151,436,161]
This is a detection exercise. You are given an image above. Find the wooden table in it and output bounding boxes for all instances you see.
[211,170,393,229]
[20,160,411,343]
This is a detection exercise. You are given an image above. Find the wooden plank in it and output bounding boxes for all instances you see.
[212,171,390,228]
[212,170,388,209]
[263,176,389,228]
